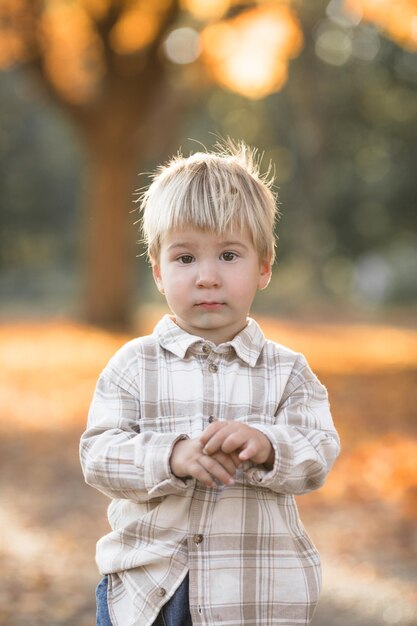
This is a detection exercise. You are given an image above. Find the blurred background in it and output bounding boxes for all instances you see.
[0,0,416,624]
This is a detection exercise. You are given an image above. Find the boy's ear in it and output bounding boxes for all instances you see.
[152,264,165,295]
[258,259,272,290]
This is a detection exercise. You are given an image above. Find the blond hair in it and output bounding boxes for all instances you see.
[138,140,279,264]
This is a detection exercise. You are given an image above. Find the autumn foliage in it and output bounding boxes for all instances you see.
[1,1,415,102]
[0,0,305,103]
[1,312,417,623]
[346,0,417,51]
[1,0,416,330]
[2,312,417,513]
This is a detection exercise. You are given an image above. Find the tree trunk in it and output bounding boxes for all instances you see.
[81,133,138,330]
[17,0,197,330]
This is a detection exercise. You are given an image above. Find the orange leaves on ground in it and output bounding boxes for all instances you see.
[0,321,128,432]
[260,316,417,374]
[200,4,303,99]
[1,313,417,525]
[346,0,417,51]
[263,314,417,520]
[1,312,416,621]
[322,434,417,518]
[139,306,417,375]
[2,312,417,431]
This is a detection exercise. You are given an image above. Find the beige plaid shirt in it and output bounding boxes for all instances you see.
[80,315,340,626]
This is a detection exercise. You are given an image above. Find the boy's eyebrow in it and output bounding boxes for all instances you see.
[166,242,195,251]
[167,240,249,251]
[219,240,249,248]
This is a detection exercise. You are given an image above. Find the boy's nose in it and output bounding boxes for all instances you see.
[195,262,220,288]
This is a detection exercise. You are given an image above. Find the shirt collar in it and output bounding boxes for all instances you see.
[153,315,265,367]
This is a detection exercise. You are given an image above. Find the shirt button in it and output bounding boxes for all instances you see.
[208,415,216,423]
[202,344,211,354]
[193,533,204,544]
[208,363,218,373]
[157,587,167,597]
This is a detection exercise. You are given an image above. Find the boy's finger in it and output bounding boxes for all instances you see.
[212,451,241,474]
[238,443,257,461]
[239,435,271,464]
[200,420,228,447]
[202,423,247,455]
[190,462,217,488]
[230,451,242,468]
[199,454,236,486]
[219,431,249,455]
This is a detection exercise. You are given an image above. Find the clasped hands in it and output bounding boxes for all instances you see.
[170,420,275,488]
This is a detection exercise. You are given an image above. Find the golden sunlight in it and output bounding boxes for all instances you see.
[2,314,417,560]
[180,0,231,21]
[200,4,303,99]
[0,322,128,432]
[323,434,417,517]
[2,314,417,434]
[81,0,109,20]
[109,0,172,54]
[40,1,104,103]
[110,8,160,54]
[259,317,417,374]
[346,0,417,51]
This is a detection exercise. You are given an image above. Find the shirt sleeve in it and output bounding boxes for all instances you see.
[244,354,340,495]
[79,370,194,502]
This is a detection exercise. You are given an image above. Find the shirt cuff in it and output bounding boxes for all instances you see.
[140,433,194,497]
[243,424,293,488]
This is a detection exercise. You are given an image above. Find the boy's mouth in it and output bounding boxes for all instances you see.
[195,302,225,309]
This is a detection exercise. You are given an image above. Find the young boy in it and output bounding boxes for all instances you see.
[80,141,340,626]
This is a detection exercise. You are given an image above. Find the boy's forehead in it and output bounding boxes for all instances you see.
[162,226,253,247]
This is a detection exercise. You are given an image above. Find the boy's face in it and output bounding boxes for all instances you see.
[152,227,271,345]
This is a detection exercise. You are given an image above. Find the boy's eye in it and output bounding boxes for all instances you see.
[177,255,194,264]
[221,251,237,262]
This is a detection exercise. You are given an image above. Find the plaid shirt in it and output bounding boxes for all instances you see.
[80,315,340,626]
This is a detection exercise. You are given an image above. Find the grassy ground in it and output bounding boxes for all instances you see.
[1,314,416,625]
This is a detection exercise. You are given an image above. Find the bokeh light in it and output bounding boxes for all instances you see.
[315,20,353,66]
[180,0,231,21]
[200,4,303,98]
[40,2,104,103]
[352,252,394,304]
[354,142,391,183]
[345,0,417,51]
[110,6,162,54]
[163,27,201,64]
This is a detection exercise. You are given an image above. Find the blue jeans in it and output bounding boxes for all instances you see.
[96,573,193,626]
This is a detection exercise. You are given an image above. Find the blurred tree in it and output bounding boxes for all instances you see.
[0,0,304,329]
[0,0,415,327]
